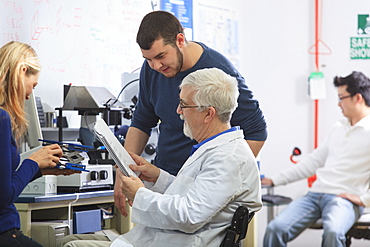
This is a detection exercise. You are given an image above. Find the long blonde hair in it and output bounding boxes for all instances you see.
[0,41,41,142]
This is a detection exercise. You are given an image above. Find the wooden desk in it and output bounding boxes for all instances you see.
[15,190,133,237]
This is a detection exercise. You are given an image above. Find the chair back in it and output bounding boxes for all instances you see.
[220,206,255,247]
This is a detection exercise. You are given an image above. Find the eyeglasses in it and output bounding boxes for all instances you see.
[178,102,207,109]
[338,94,352,102]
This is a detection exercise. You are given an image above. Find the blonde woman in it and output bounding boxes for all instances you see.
[0,41,71,247]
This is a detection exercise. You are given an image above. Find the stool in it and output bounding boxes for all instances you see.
[309,213,370,246]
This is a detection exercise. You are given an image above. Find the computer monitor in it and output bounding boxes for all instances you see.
[24,92,43,149]
[20,92,43,162]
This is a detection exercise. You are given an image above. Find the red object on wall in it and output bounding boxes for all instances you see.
[290,147,302,164]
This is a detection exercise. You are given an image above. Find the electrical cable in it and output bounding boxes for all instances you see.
[103,78,140,108]
[114,79,139,104]
[68,194,80,231]
[131,67,141,73]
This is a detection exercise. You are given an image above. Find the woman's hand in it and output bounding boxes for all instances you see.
[28,144,63,169]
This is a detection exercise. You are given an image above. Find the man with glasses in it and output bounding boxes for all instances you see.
[115,10,267,217]
[262,71,370,247]
[59,68,262,247]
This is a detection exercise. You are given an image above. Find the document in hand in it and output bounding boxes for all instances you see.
[94,119,140,177]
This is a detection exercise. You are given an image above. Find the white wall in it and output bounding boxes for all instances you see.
[240,1,370,246]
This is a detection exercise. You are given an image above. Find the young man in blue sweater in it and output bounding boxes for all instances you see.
[115,10,267,217]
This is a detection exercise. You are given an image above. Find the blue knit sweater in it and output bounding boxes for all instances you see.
[0,109,41,233]
[131,42,267,175]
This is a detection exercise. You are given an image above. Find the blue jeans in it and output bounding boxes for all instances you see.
[0,228,42,247]
[263,192,364,247]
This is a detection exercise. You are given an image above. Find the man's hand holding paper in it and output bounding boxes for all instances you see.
[118,152,160,203]
[129,152,160,183]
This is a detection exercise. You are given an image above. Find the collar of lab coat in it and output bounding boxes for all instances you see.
[177,129,245,174]
[190,126,240,156]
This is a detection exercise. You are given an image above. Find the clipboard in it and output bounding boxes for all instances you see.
[94,119,139,177]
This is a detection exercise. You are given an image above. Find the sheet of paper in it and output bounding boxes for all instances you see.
[94,119,139,177]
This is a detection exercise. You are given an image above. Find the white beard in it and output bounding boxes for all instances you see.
[183,121,194,140]
[180,114,194,140]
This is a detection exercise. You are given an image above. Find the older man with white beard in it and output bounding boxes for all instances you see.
[59,67,262,247]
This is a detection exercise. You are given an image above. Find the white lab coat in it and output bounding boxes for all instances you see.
[111,130,262,247]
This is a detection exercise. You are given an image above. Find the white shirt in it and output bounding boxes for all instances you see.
[272,114,370,206]
[111,130,262,247]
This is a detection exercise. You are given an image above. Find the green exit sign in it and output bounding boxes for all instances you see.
[350,37,370,59]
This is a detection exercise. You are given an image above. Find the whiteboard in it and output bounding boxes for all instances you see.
[0,0,154,116]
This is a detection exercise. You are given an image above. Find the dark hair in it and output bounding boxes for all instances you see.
[333,71,370,107]
[136,11,185,50]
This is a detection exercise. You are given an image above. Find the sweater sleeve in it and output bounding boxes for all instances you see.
[272,136,329,186]
[196,43,268,142]
[130,61,160,136]
[0,110,40,211]
[231,74,268,141]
